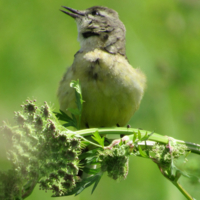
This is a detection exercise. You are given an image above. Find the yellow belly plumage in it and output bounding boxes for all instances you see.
[58,49,146,129]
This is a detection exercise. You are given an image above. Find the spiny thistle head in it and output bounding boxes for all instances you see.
[0,100,82,198]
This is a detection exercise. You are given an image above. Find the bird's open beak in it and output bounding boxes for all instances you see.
[60,6,85,18]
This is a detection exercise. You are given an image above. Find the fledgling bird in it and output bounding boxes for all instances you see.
[58,6,146,129]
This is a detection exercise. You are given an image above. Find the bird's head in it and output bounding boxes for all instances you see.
[61,6,126,56]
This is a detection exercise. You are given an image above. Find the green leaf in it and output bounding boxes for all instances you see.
[70,80,83,112]
[91,173,102,194]
[59,173,103,196]
[140,132,148,141]
[138,130,141,140]
[85,157,99,165]
[75,90,82,112]
[70,80,84,129]
[54,110,77,128]
[62,121,77,128]
[83,167,101,175]
[79,149,100,160]
[54,110,72,122]
[185,150,191,158]
[138,146,148,158]
[119,139,123,146]
[91,131,104,147]
[70,80,81,95]
[68,108,81,116]
[146,131,154,140]
[71,113,78,123]
[55,80,84,129]
[132,132,137,142]
[75,172,103,196]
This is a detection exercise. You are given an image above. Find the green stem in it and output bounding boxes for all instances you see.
[75,127,200,155]
[176,140,200,155]
[76,127,168,143]
[161,170,195,200]
[78,112,81,130]
[173,181,194,200]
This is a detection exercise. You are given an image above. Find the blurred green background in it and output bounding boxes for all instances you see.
[0,0,200,199]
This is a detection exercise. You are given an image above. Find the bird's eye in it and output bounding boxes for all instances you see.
[91,10,100,16]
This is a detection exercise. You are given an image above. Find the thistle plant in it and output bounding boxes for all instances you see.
[0,80,200,200]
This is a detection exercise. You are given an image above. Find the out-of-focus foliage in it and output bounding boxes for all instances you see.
[0,0,200,200]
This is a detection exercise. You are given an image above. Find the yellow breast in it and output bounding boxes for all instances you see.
[58,49,146,128]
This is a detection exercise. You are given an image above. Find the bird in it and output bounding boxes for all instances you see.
[58,6,146,129]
